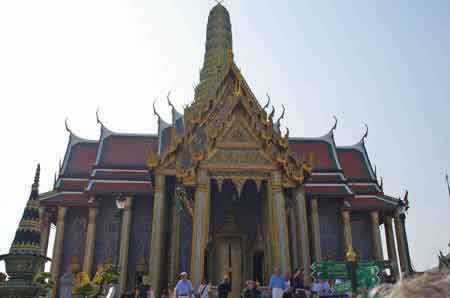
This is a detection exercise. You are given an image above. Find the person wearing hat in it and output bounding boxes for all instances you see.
[175,272,194,298]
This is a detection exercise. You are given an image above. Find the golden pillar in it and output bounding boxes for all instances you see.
[190,169,210,287]
[294,187,311,286]
[119,197,133,293]
[310,198,322,262]
[39,206,50,257]
[341,209,353,254]
[51,206,67,298]
[169,194,181,287]
[370,211,383,260]
[394,212,408,274]
[384,215,399,279]
[269,172,291,273]
[83,207,97,277]
[288,208,299,270]
[149,175,168,298]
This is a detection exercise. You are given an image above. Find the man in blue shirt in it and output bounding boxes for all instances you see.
[269,267,285,298]
[175,272,193,298]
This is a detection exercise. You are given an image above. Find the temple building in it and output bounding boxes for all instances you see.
[25,3,412,297]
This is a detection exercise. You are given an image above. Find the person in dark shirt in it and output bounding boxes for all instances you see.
[241,280,261,298]
[291,268,306,298]
[217,275,231,298]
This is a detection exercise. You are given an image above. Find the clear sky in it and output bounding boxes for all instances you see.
[0,0,449,272]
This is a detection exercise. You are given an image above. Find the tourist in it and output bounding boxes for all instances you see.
[313,279,330,297]
[146,284,155,298]
[311,278,331,298]
[175,272,194,298]
[291,268,305,298]
[133,286,141,298]
[197,279,209,298]
[217,275,231,298]
[242,280,262,298]
[269,267,285,298]
[283,272,293,298]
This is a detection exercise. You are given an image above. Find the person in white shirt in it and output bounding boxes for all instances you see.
[197,279,209,298]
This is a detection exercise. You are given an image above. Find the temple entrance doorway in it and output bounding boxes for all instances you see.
[209,179,266,297]
[215,235,243,297]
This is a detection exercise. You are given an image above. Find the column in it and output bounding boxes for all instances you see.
[384,215,399,280]
[310,198,322,262]
[394,213,408,274]
[119,197,133,293]
[51,206,67,298]
[83,207,98,277]
[370,211,383,260]
[39,206,50,257]
[341,209,353,253]
[294,187,311,286]
[270,171,291,273]
[263,183,274,281]
[149,175,168,298]
[168,191,181,287]
[288,208,299,270]
[190,169,210,286]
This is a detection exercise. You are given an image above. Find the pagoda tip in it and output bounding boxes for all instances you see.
[34,163,40,184]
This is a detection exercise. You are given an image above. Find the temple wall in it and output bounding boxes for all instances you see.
[351,212,374,260]
[92,197,120,276]
[126,195,153,288]
[318,200,344,260]
[61,208,88,275]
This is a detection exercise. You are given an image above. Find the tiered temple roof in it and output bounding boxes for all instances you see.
[40,2,400,212]
[40,109,398,212]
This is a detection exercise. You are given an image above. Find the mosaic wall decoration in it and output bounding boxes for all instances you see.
[318,200,344,260]
[127,196,153,288]
[351,212,374,260]
[92,198,120,277]
[61,208,87,274]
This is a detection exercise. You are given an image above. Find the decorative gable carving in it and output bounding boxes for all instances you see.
[148,64,312,186]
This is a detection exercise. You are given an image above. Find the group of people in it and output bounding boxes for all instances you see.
[167,267,346,298]
[268,267,307,298]
[118,283,155,298]
[173,272,230,298]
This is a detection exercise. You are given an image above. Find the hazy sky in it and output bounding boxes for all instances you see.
[0,0,449,272]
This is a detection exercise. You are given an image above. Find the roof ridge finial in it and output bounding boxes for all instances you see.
[263,93,271,110]
[445,171,450,201]
[276,104,285,124]
[96,108,104,126]
[65,118,73,134]
[153,99,161,120]
[268,106,275,122]
[361,123,369,141]
[332,115,338,131]
[167,91,174,110]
